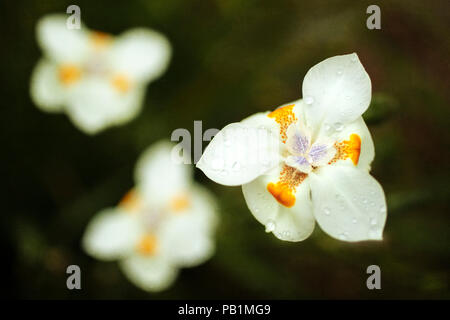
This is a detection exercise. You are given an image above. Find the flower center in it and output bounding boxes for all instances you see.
[284,123,336,174]
[136,234,157,256]
[58,64,81,86]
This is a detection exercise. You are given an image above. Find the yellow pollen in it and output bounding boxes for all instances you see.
[111,74,130,93]
[58,64,81,85]
[170,194,190,213]
[267,104,297,143]
[137,234,157,256]
[90,31,112,49]
[118,189,142,213]
[267,165,307,207]
[329,134,361,165]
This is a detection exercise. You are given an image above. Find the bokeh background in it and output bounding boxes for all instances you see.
[1,0,449,299]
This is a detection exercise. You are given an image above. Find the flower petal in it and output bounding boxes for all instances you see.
[302,53,372,132]
[135,141,191,205]
[160,217,215,267]
[82,208,142,260]
[36,14,89,63]
[285,124,310,155]
[120,255,177,292]
[197,123,281,186]
[242,166,315,242]
[30,59,67,112]
[309,165,387,242]
[65,76,144,134]
[109,28,171,83]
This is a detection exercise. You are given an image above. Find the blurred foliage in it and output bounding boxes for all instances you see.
[0,0,449,299]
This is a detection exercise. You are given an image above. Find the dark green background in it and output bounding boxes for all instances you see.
[1,0,449,299]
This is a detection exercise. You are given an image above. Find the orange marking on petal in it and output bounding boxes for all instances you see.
[267,104,297,143]
[267,165,307,207]
[136,234,157,256]
[170,193,190,213]
[119,189,142,213]
[111,74,130,93]
[267,182,296,207]
[58,64,81,85]
[329,133,361,165]
[90,31,112,49]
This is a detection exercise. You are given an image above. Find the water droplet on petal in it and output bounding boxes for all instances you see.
[265,220,276,233]
[305,96,314,105]
[352,218,357,224]
[362,198,368,204]
[339,233,347,240]
[324,207,331,216]
[370,218,377,226]
[350,55,357,62]
[231,161,241,171]
[333,122,344,131]
[337,69,343,76]
[282,231,291,239]
[380,205,386,213]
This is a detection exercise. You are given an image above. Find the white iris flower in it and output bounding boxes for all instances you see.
[83,141,218,291]
[197,53,387,243]
[30,15,171,134]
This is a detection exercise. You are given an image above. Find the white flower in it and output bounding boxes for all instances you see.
[82,141,218,291]
[30,15,171,134]
[197,53,387,243]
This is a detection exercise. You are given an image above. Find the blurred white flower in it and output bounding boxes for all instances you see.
[83,141,218,291]
[197,53,387,243]
[30,15,171,134]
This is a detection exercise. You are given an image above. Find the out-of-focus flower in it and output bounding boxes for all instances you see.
[197,53,387,243]
[30,15,171,134]
[83,141,218,291]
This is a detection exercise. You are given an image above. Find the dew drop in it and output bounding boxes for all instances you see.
[265,220,276,233]
[339,233,347,240]
[282,231,291,239]
[350,55,357,62]
[231,161,241,171]
[333,122,344,131]
[370,218,377,226]
[337,69,343,76]
[380,205,386,213]
[324,207,331,216]
[362,198,368,204]
[304,96,314,105]
[352,218,357,224]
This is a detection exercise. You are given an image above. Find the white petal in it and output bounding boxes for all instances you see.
[184,184,219,232]
[242,166,315,242]
[285,155,312,174]
[309,165,387,242]
[109,28,171,83]
[197,123,281,186]
[36,14,89,63]
[82,208,142,260]
[65,76,144,134]
[120,255,177,292]
[30,59,66,112]
[135,141,192,205]
[240,111,278,133]
[285,124,311,155]
[302,53,372,132]
[160,217,215,267]
[157,185,218,266]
